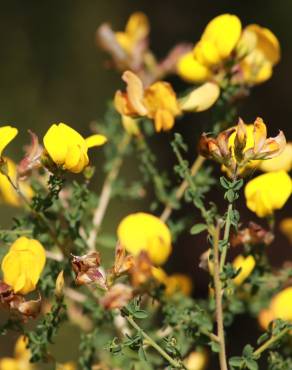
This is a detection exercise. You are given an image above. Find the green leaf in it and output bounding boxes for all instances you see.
[190,223,207,235]
[229,356,244,368]
[133,310,148,319]
[220,176,231,189]
[245,358,259,370]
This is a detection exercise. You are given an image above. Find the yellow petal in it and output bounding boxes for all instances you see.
[253,117,267,154]
[2,237,46,295]
[121,115,140,136]
[43,124,68,164]
[245,24,280,65]
[144,82,181,117]
[177,52,210,83]
[279,218,292,244]
[179,82,220,112]
[64,145,82,171]
[125,12,149,41]
[122,71,148,116]
[244,171,292,217]
[202,14,242,59]
[0,126,18,157]
[154,109,175,132]
[117,212,172,265]
[85,134,107,148]
[193,40,221,67]
[233,255,256,285]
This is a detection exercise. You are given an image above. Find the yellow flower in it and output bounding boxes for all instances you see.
[43,123,107,173]
[56,362,77,370]
[115,71,181,132]
[115,12,149,55]
[0,336,34,370]
[177,52,210,83]
[244,171,292,217]
[117,212,172,265]
[258,287,292,329]
[0,158,33,206]
[238,24,280,85]
[115,71,219,132]
[152,267,193,296]
[184,350,208,370]
[1,237,46,295]
[0,126,18,158]
[177,14,241,83]
[232,255,256,285]
[279,218,292,244]
[259,142,292,172]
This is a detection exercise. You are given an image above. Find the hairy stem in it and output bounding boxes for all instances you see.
[160,155,205,222]
[87,133,131,250]
[125,315,183,368]
[219,203,233,272]
[213,223,228,370]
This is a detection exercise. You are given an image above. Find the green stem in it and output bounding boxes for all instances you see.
[5,173,65,253]
[160,155,205,222]
[125,315,183,369]
[220,203,233,272]
[253,327,290,358]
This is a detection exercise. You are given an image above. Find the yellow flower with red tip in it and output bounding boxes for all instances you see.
[0,125,18,158]
[0,336,34,370]
[117,212,172,265]
[0,158,33,206]
[43,123,107,173]
[1,237,46,295]
[245,171,292,218]
[115,70,219,132]
[232,255,256,285]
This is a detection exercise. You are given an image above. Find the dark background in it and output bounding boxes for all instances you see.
[0,0,292,367]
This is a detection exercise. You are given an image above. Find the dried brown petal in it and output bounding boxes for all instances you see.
[231,222,274,247]
[130,251,153,287]
[100,283,133,310]
[18,130,42,180]
[112,243,135,276]
[72,252,107,289]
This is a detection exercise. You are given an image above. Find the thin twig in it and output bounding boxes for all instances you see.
[125,315,183,368]
[87,133,131,250]
[213,223,228,370]
[253,327,290,358]
[160,155,205,222]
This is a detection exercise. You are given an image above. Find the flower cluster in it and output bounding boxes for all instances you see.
[0,10,292,370]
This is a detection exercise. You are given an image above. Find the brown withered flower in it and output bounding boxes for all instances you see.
[129,251,153,288]
[111,243,135,277]
[100,283,133,310]
[199,117,286,176]
[71,252,107,290]
[231,222,274,247]
[0,281,41,318]
[17,130,43,180]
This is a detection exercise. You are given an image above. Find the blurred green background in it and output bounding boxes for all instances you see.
[1,0,292,367]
